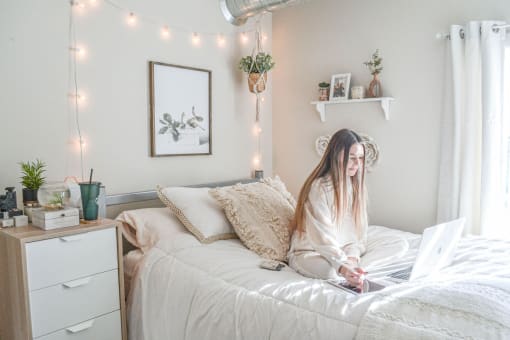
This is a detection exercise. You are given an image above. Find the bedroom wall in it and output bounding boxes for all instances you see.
[0,0,272,200]
[272,0,510,233]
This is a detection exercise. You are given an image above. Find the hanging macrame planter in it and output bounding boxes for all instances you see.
[238,29,275,122]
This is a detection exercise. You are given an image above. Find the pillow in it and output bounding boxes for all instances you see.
[157,186,236,243]
[209,176,295,261]
[116,207,188,253]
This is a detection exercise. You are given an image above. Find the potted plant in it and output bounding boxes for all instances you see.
[363,49,383,97]
[239,52,275,93]
[318,82,330,101]
[19,159,46,203]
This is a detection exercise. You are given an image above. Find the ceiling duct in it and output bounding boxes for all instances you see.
[220,0,298,26]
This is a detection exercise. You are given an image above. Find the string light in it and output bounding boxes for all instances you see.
[69,46,86,59]
[253,154,261,168]
[161,25,170,39]
[67,93,85,101]
[70,0,264,49]
[252,123,262,136]
[241,32,248,44]
[192,32,200,46]
[66,0,269,179]
[127,12,137,26]
[217,34,226,47]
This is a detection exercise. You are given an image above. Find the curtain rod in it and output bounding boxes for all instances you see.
[436,23,509,40]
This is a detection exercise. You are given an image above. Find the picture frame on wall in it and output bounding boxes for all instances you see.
[329,73,351,101]
[149,61,212,157]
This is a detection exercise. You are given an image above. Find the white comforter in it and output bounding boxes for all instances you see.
[128,226,510,340]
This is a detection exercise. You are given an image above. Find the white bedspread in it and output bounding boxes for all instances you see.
[128,226,510,340]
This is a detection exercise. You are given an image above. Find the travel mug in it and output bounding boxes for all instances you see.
[79,182,101,221]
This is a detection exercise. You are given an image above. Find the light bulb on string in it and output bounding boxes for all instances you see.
[253,154,262,169]
[89,0,98,6]
[161,25,170,39]
[69,45,86,60]
[68,92,87,108]
[127,12,137,26]
[67,137,87,152]
[241,32,248,44]
[217,34,226,47]
[192,32,200,46]
[252,122,262,136]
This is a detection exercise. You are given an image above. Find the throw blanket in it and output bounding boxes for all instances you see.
[356,235,510,340]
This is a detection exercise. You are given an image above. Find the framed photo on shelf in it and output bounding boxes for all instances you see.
[149,61,212,157]
[329,73,351,101]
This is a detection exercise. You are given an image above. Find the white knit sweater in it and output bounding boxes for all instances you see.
[288,175,367,270]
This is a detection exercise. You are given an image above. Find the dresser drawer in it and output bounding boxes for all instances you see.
[30,269,120,338]
[35,310,122,340]
[25,227,118,290]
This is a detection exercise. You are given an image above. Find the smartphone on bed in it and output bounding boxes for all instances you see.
[327,279,385,295]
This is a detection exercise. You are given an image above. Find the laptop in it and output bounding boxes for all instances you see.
[328,218,465,294]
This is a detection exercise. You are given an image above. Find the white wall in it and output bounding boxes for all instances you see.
[0,0,272,201]
[272,0,510,233]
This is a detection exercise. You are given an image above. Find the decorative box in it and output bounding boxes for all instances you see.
[32,208,80,230]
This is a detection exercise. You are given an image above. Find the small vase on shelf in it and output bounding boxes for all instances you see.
[368,74,382,98]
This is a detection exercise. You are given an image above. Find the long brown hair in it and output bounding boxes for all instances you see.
[291,129,368,236]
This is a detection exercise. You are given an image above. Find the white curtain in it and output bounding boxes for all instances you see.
[437,21,508,236]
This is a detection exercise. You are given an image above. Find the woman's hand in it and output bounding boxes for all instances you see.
[339,264,366,290]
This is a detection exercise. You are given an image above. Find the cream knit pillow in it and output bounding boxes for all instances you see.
[209,177,295,261]
[157,186,236,243]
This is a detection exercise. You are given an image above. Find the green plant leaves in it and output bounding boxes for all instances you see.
[19,159,46,189]
[239,52,275,73]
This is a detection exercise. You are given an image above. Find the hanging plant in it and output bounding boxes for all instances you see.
[239,52,275,93]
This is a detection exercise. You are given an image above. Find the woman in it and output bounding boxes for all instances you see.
[288,129,368,289]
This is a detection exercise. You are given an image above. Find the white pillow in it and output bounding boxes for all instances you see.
[116,207,188,253]
[157,186,236,243]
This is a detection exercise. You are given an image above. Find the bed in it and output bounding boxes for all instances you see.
[112,179,510,340]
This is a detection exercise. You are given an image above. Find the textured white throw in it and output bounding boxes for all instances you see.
[356,278,510,339]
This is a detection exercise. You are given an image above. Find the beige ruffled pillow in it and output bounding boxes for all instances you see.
[157,186,236,243]
[209,177,295,261]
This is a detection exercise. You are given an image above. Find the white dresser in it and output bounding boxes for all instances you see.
[0,219,127,340]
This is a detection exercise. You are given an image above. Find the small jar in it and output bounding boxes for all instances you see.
[351,86,365,99]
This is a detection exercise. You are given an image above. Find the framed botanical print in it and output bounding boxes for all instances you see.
[149,61,211,156]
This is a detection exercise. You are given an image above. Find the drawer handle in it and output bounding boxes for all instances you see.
[62,276,92,288]
[66,319,95,333]
[59,234,85,242]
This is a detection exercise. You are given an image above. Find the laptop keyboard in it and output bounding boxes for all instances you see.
[388,266,413,281]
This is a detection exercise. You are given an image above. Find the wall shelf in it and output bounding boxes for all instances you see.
[311,97,395,122]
